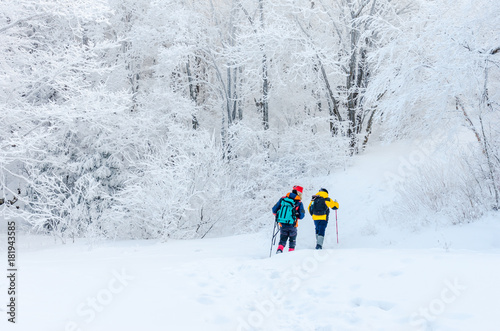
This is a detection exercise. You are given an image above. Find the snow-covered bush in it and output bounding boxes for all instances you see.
[16,91,132,242]
[389,144,492,229]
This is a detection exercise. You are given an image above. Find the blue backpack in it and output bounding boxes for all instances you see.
[277,197,297,224]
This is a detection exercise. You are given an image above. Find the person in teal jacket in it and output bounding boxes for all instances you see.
[272,185,305,253]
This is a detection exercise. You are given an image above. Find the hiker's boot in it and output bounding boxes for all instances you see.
[276,245,284,254]
[316,235,325,250]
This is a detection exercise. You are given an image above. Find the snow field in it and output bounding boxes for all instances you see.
[1,222,499,331]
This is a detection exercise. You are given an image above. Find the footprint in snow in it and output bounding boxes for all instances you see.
[197,295,214,305]
[350,284,361,291]
[351,298,396,311]
[375,300,396,311]
[269,271,281,279]
[307,288,331,298]
[351,297,363,307]
[315,326,333,331]
[378,270,403,278]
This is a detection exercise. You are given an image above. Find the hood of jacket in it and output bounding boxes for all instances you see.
[286,192,301,201]
[315,191,329,199]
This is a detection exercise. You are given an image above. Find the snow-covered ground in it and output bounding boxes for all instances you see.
[1,142,500,331]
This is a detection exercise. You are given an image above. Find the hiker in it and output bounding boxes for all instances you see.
[308,188,339,249]
[272,185,305,253]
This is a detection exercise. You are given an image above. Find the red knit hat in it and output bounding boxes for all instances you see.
[293,185,303,193]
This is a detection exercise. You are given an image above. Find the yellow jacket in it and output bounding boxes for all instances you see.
[308,190,339,221]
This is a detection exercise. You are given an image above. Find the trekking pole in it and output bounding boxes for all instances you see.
[269,219,279,257]
[335,209,339,244]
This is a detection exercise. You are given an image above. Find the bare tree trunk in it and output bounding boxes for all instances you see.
[120,10,141,113]
[345,0,376,154]
[226,65,233,126]
[456,97,481,143]
[361,108,375,150]
[318,62,342,135]
[237,66,243,121]
[122,39,140,112]
[259,0,269,130]
[480,64,499,210]
[479,113,499,210]
[346,11,360,153]
[186,59,199,129]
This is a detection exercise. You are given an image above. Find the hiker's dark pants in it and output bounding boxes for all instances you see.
[314,220,328,237]
[278,224,297,249]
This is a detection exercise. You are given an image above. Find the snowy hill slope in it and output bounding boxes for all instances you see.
[1,142,500,331]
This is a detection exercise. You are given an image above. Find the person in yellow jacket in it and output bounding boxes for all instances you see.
[308,188,339,249]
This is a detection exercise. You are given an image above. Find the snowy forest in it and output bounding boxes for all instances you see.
[1,0,499,243]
